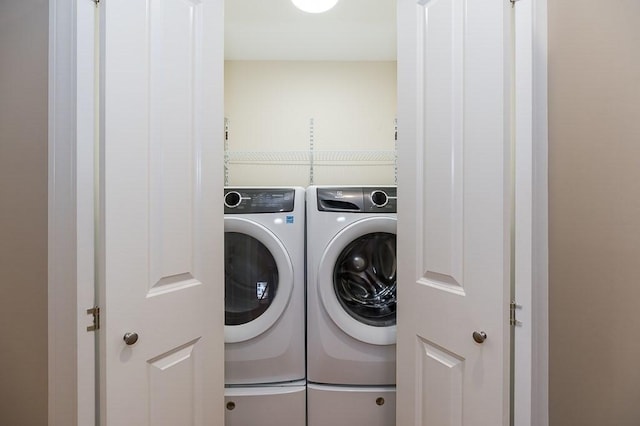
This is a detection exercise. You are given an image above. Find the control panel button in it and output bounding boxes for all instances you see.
[224,191,242,208]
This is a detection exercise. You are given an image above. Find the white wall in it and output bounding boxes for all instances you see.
[0,0,49,424]
[224,61,397,187]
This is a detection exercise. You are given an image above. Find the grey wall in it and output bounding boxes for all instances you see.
[0,0,49,424]
[548,1,640,424]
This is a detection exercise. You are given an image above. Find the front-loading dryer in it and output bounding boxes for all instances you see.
[306,186,397,386]
[223,187,305,385]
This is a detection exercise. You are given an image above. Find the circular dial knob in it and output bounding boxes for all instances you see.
[370,190,389,207]
[224,191,242,208]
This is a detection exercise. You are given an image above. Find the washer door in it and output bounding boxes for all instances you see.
[224,217,294,343]
[318,216,397,345]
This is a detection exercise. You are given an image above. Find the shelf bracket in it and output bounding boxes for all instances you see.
[394,118,398,185]
[224,118,230,186]
[309,118,315,185]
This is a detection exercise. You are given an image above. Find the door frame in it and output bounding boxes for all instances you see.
[48,0,96,424]
[47,0,548,424]
[513,0,549,425]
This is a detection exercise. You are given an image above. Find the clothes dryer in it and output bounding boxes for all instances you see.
[223,187,305,385]
[306,186,397,386]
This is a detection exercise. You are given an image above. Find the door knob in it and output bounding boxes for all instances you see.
[123,332,139,346]
[472,331,487,344]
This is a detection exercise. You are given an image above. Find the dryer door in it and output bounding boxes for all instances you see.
[318,216,397,345]
[224,217,293,343]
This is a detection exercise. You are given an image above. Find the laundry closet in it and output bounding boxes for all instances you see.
[224,60,397,186]
[222,1,398,425]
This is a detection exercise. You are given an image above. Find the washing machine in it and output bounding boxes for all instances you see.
[223,187,306,424]
[306,186,397,424]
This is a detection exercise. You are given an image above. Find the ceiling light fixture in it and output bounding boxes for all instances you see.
[291,0,339,14]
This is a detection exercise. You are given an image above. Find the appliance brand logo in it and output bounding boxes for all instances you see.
[336,190,344,198]
[286,215,294,224]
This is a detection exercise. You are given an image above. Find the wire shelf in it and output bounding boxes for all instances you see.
[226,150,310,163]
[227,150,396,165]
[223,118,398,184]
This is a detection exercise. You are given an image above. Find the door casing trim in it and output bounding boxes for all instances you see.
[48,1,548,424]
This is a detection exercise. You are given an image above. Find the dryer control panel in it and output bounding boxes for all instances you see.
[316,187,397,213]
[224,188,295,214]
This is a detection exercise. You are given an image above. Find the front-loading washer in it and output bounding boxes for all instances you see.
[306,186,397,425]
[223,187,305,385]
[306,186,397,386]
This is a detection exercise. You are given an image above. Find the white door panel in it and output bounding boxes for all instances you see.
[397,0,512,424]
[99,0,224,424]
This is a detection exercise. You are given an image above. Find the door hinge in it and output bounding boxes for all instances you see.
[87,306,100,332]
[510,301,522,327]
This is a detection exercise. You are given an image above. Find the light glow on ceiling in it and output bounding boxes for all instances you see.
[291,0,339,14]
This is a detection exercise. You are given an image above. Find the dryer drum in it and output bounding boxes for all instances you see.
[224,232,279,326]
[333,232,397,327]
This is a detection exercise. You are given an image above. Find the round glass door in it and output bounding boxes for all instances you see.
[224,217,293,343]
[225,232,279,326]
[333,232,396,327]
[318,216,397,345]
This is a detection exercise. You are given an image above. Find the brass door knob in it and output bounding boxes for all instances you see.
[123,332,139,346]
[472,331,487,344]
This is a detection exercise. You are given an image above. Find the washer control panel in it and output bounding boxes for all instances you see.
[316,187,397,213]
[224,188,295,214]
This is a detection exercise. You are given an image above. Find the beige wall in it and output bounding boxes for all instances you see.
[549,1,640,424]
[0,0,49,424]
[224,61,397,187]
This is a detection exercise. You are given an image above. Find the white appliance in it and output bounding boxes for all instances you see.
[306,186,397,425]
[223,187,306,425]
